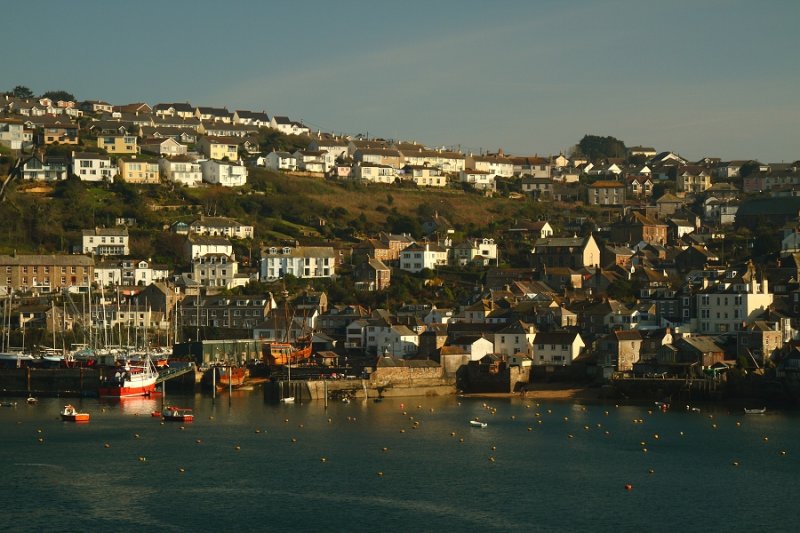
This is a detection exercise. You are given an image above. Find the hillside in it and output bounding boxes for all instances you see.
[0,167,597,265]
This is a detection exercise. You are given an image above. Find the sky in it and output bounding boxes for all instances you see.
[6,0,800,162]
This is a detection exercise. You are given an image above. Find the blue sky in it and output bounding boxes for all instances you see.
[6,0,799,161]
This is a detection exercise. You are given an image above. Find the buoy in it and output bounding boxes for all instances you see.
[642,448,648,453]
[298,424,304,428]
[138,456,146,462]
[712,424,717,429]
[736,422,741,427]
[640,441,646,446]
[38,438,44,443]
[763,437,769,442]
[528,427,532,431]
[563,416,569,421]
[584,425,590,430]
[134,434,140,439]
[255,429,262,434]
[180,426,185,430]
[680,431,684,436]
[604,431,610,435]
[604,411,609,416]
[291,437,297,443]
[450,432,456,436]
[320,457,327,462]
[653,434,660,440]
[459,437,464,443]
[400,429,405,433]
[780,450,787,456]
[624,484,633,491]
[209,416,214,420]
[491,445,496,451]
[568,434,574,439]
[377,472,384,477]
[178,468,185,473]
[196,439,202,444]
[284,419,289,423]
[382,447,389,452]
[648,469,655,474]
[488,456,495,462]
[732,461,739,467]
[234,445,241,451]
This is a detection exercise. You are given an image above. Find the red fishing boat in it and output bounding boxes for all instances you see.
[99,357,159,398]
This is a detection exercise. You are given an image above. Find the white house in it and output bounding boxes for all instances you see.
[184,235,233,261]
[466,155,514,177]
[533,331,585,365]
[352,162,397,184]
[82,227,129,256]
[263,151,297,172]
[270,116,309,136]
[191,253,247,290]
[402,165,447,187]
[189,216,253,240]
[93,259,169,287]
[159,157,203,187]
[200,159,247,187]
[399,242,449,273]
[450,238,497,266]
[696,264,773,334]
[72,151,115,182]
[260,246,336,281]
[293,150,328,173]
[459,169,496,191]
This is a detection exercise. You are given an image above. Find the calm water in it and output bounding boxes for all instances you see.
[1,390,799,532]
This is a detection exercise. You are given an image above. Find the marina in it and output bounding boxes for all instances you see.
[2,391,800,531]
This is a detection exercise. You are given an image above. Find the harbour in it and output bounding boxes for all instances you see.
[2,390,799,532]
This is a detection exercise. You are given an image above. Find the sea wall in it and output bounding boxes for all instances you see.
[0,368,101,397]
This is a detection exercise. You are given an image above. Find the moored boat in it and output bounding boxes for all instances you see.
[162,406,194,422]
[202,365,248,391]
[99,357,158,398]
[61,404,90,422]
[744,407,766,414]
[470,419,487,428]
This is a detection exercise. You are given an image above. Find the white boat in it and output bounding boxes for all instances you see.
[470,420,487,428]
[744,407,766,414]
[280,396,295,404]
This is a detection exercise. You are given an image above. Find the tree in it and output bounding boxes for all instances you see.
[577,134,627,162]
[42,90,76,102]
[11,85,34,98]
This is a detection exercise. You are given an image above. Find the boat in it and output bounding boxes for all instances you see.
[201,365,248,391]
[60,404,90,422]
[26,397,38,404]
[98,357,158,398]
[744,407,766,414]
[470,420,488,428]
[280,396,295,404]
[264,342,311,367]
[162,406,194,422]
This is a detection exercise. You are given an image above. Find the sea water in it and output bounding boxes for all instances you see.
[1,392,799,532]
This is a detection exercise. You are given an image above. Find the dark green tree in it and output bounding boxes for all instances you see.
[11,85,34,98]
[577,134,627,161]
[42,90,76,102]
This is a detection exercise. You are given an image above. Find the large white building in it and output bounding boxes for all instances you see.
[399,243,449,273]
[81,227,129,256]
[200,159,247,187]
[260,246,336,281]
[159,157,203,187]
[191,253,248,289]
[94,259,170,287]
[696,264,773,335]
[72,151,115,182]
[189,216,253,240]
